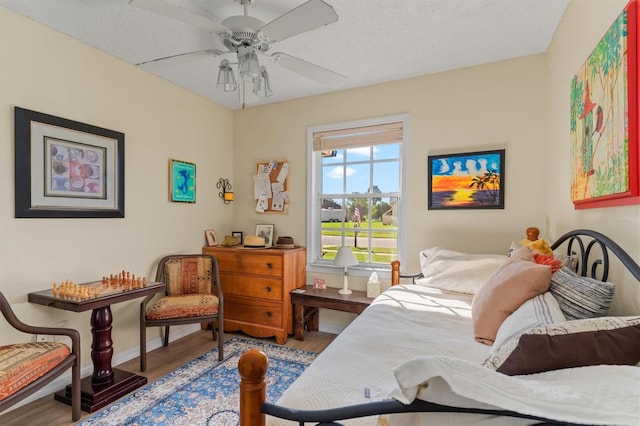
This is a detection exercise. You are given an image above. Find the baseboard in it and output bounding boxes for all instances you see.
[318,322,345,335]
[6,324,201,413]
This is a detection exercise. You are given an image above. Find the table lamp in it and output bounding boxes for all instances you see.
[334,246,358,295]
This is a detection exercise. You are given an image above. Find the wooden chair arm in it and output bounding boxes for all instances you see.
[0,293,80,348]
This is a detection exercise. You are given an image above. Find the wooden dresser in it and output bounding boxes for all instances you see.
[202,245,306,344]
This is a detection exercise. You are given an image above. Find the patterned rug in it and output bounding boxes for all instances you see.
[78,337,318,426]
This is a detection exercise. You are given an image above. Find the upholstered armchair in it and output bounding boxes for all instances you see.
[140,254,224,371]
[0,292,81,421]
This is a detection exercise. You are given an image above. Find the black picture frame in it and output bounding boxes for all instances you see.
[428,149,505,210]
[14,107,125,218]
[232,231,244,245]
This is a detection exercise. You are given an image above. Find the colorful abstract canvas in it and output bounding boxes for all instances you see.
[428,149,505,210]
[570,1,639,209]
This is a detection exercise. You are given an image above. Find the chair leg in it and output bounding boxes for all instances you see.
[140,323,147,372]
[71,358,81,421]
[210,321,217,341]
[163,325,170,346]
[218,331,223,361]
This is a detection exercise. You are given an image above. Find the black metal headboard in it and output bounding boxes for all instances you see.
[550,229,640,283]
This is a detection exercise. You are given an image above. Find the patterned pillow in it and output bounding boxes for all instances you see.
[483,316,640,375]
[549,267,614,320]
[492,291,566,350]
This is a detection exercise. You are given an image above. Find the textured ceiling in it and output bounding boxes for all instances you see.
[0,0,570,110]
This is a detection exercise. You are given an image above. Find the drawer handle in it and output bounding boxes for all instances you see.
[266,311,272,317]
[266,263,273,269]
[265,286,272,293]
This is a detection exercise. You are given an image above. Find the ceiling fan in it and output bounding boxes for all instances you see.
[129,0,346,105]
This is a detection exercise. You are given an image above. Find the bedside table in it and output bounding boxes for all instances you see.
[291,286,372,340]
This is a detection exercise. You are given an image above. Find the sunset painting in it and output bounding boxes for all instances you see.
[428,149,505,210]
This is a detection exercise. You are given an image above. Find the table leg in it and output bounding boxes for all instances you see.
[91,305,114,385]
[294,303,305,341]
[308,308,319,332]
[55,305,148,412]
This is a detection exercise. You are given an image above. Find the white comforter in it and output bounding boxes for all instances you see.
[271,285,640,425]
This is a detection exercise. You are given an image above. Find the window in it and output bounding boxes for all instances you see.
[306,115,407,273]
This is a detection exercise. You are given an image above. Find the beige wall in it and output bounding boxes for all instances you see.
[545,0,640,314]
[0,8,234,363]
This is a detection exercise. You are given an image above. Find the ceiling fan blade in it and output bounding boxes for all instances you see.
[137,49,222,72]
[129,0,227,34]
[270,52,346,86]
[260,0,338,42]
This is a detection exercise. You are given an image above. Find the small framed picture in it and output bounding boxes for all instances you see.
[205,229,218,246]
[255,224,274,247]
[313,278,326,289]
[232,231,243,245]
[169,159,196,203]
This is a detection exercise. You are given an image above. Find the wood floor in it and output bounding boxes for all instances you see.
[0,330,336,426]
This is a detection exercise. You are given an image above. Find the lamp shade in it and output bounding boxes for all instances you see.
[238,49,260,82]
[333,247,358,267]
[253,66,273,97]
[216,59,237,92]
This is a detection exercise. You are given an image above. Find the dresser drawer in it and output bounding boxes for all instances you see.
[224,296,282,328]
[220,273,282,301]
[214,251,283,277]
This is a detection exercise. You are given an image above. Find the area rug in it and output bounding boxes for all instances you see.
[78,337,318,426]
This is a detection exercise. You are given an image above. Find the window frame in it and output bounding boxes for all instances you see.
[306,114,408,278]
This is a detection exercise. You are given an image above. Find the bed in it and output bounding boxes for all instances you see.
[237,229,640,426]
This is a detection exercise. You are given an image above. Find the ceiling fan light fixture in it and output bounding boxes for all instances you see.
[216,59,237,92]
[238,46,260,82]
[252,66,273,97]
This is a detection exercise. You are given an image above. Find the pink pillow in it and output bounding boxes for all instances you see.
[472,247,552,345]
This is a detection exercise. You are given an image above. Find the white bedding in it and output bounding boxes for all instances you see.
[392,356,640,426]
[270,284,640,425]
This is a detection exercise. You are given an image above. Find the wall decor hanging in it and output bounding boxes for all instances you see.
[14,107,125,218]
[570,0,639,209]
[254,159,289,213]
[428,149,505,210]
[169,159,196,203]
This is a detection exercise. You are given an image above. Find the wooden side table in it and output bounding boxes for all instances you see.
[291,286,372,340]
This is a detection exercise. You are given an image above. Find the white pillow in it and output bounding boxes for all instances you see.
[415,247,507,294]
[492,291,566,350]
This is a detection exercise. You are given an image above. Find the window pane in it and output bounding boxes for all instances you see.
[373,143,400,161]
[346,146,370,162]
[322,164,345,194]
[373,161,400,193]
[345,163,371,194]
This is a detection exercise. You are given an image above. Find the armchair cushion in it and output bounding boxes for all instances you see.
[146,294,219,320]
[0,342,70,400]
